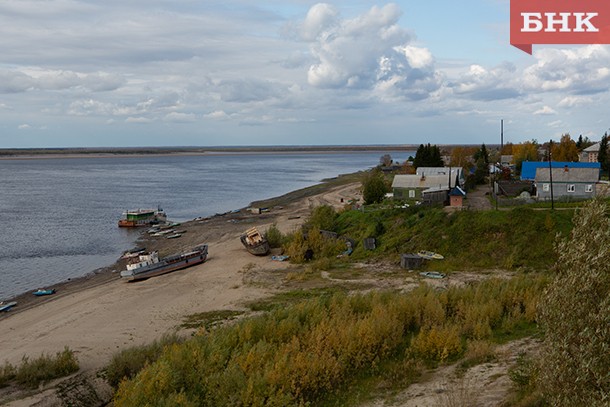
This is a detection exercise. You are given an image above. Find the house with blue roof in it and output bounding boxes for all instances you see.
[520,161,600,181]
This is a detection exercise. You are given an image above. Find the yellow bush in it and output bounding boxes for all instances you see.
[410,325,462,362]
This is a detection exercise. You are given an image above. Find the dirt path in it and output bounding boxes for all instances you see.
[466,184,493,210]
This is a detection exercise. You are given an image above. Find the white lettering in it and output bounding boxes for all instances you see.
[522,13,543,32]
[544,12,572,32]
[574,12,599,32]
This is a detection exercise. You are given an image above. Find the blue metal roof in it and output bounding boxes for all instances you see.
[520,161,600,180]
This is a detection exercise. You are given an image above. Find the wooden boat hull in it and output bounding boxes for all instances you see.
[240,235,270,256]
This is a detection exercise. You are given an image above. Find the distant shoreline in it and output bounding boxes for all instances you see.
[0,145,423,160]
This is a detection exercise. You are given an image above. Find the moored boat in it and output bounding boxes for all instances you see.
[118,207,167,227]
[120,244,208,282]
[240,227,270,256]
[33,288,56,296]
[0,301,17,312]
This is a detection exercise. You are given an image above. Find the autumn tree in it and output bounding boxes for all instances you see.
[500,142,514,155]
[551,134,579,162]
[449,146,476,174]
[513,141,540,175]
[537,199,610,406]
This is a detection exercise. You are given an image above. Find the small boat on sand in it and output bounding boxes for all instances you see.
[33,289,56,296]
[0,301,17,312]
[420,271,446,279]
[240,227,270,256]
[120,244,208,282]
[417,251,444,260]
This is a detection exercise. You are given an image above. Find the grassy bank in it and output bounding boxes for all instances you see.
[113,275,546,406]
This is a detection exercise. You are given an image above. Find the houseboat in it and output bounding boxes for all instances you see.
[120,244,208,281]
[118,208,167,227]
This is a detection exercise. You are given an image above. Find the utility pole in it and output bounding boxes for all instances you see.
[549,140,555,210]
[501,119,504,153]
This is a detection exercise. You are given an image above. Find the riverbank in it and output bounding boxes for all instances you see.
[0,178,363,379]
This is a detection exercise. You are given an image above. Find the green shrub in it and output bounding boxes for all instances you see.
[13,347,79,389]
[264,224,284,248]
[105,334,184,388]
[0,362,16,388]
[114,276,548,406]
[307,205,338,231]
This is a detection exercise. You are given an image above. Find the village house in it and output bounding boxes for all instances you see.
[534,166,600,201]
[392,174,459,205]
[581,142,600,163]
[520,161,601,181]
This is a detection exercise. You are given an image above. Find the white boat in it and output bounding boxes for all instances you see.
[0,301,17,312]
[120,244,208,282]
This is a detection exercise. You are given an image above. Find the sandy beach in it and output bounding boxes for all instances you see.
[0,181,362,403]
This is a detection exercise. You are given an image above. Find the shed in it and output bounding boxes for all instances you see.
[449,186,466,207]
[400,253,423,269]
[363,237,376,250]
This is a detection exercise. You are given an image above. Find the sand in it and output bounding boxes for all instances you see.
[0,182,361,373]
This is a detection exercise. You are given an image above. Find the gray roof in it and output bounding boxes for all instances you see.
[416,167,464,178]
[392,174,452,189]
[534,167,599,183]
[583,142,600,153]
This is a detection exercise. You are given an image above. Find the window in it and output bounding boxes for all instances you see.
[586,184,593,193]
[567,184,576,193]
[409,190,415,198]
[542,183,550,192]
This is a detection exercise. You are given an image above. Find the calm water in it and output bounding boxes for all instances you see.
[0,151,411,299]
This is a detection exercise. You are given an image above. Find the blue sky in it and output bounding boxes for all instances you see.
[1,0,609,148]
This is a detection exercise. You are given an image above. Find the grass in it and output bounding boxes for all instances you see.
[0,347,79,389]
[181,310,243,330]
[112,275,548,406]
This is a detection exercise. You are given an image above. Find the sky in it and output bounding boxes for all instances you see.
[1,0,609,148]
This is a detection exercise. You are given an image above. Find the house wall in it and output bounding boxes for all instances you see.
[393,187,422,201]
[536,182,595,200]
[450,195,463,207]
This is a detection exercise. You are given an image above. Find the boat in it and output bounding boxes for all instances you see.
[33,289,56,296]
[240,227,270,256]
[120,244,208,282]
[166,233,182,239]
[118,207,167,227]
[0,301,17,312]
[417,251,444,260]
[420,271,446,279]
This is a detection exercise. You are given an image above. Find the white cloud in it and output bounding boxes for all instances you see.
[300,3,338,42]
[558,95,594,108]
[18,124,31,129]
[205,110,230,120]
[302,3,441,101]
[125,117,151,124]
[534,106,557,115]
[523,45,610,94]
[163,112,196,123]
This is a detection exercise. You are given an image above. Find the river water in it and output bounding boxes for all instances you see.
[0,151,411,299]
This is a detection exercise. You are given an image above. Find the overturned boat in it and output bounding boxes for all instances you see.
[240,227,270,256]
[120,244,208,282]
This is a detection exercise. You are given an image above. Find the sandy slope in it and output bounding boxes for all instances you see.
[0,183,361,373]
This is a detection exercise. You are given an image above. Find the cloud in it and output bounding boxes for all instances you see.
[163,112,196,123]
[18,124,31,130]
[0,68,124,94]
[301,3,441,101]
[523,45,610,94]
[534,106,557,115]
[558,96,594,107]
[205,110,230,120]
[125,117,151,124]
[450,62,521,101]
[217,79,286,103]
